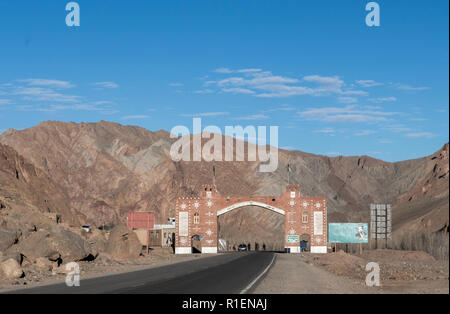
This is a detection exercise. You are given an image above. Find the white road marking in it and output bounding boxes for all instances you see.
[240,253,276,294]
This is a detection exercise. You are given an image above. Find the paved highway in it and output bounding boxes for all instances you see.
[4,252,276,294]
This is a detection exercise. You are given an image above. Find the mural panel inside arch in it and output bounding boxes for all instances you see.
[175,185,328,254]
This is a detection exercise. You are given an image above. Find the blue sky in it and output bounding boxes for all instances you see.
[0,0,448,161]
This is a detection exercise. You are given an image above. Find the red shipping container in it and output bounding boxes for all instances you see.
[127,212,154,229]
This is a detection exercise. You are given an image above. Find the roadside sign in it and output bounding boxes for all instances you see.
[328,223,369,243]
[286,235,299,243]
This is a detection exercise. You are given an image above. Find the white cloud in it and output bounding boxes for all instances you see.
[121,115,149,120]
[194,89,214,94]
[256,85,314,98]
[355,130,376,136]
[19,79,75,89]
[13,87,80,103]
[218,74,299,87]
[94,81,119,89]
[16,102,118,114]
[16,105,56,112]
[298,105,397,123]
[237,68,262,73]
[213,68,233,74]
[180,112,229,117]
[356,80,383,87]
[2,78,117,114]
[314,127,336,134]
[262,105,295,113]
[205,71,368,98]
[405,132,436,138]
[363,105,383,110]
[339,90,369,96]
[383,124,412,133]
[91,100,114,105]
[221,87,255,95]
[338,96,358,104]
[393,83,430,91]
[369,97,397,103]
[0,99,12,105]
[50,104,114,112]
[304,75,343,90]
[233,114,269,120]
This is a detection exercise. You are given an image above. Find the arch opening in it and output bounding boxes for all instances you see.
[191,234,203,254]
[218,205,285,252]
[300,234,311,252]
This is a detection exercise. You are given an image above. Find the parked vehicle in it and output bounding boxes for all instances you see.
[238,244,247,251]
[81,225,91,233]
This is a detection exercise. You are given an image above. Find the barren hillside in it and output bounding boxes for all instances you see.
[0,121,448,242]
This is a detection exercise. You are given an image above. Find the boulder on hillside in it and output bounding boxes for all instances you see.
[11,226,92,263]
[4,209,53,235]
[0,227,18,252]
[48,225,93,261]
[0,251,23,265]
[94,253,115,266]
[7,230,59,262]
[106,225,142,261]
[88,232,108,258]
[35,257,53,271]
[52,262,79,275]
[1,258,24,279]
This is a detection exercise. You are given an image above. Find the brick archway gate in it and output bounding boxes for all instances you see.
[175,185,327,254]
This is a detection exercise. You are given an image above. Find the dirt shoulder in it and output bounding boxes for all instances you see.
[253,253,373,294]
[0,249,213,292]
[254,250,449,294]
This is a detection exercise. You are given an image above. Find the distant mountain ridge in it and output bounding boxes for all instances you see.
[0,121,448,238]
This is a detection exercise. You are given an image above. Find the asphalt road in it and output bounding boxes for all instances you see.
[4,252,276,294]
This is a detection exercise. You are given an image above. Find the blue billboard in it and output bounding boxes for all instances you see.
[328,223,369,243]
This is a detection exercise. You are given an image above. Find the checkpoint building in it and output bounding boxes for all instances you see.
[175,185,327,254]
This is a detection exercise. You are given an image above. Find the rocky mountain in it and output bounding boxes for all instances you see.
[0,142,80,229]
[0,121,448,244]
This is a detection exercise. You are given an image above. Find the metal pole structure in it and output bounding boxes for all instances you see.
[385,223,388,249]
[375,206,378,250]
[385,205,388,249]
[146,229,150,255]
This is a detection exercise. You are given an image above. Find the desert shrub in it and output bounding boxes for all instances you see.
[388,231,449,260]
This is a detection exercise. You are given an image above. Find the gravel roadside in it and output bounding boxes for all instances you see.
[253,252,449,294]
